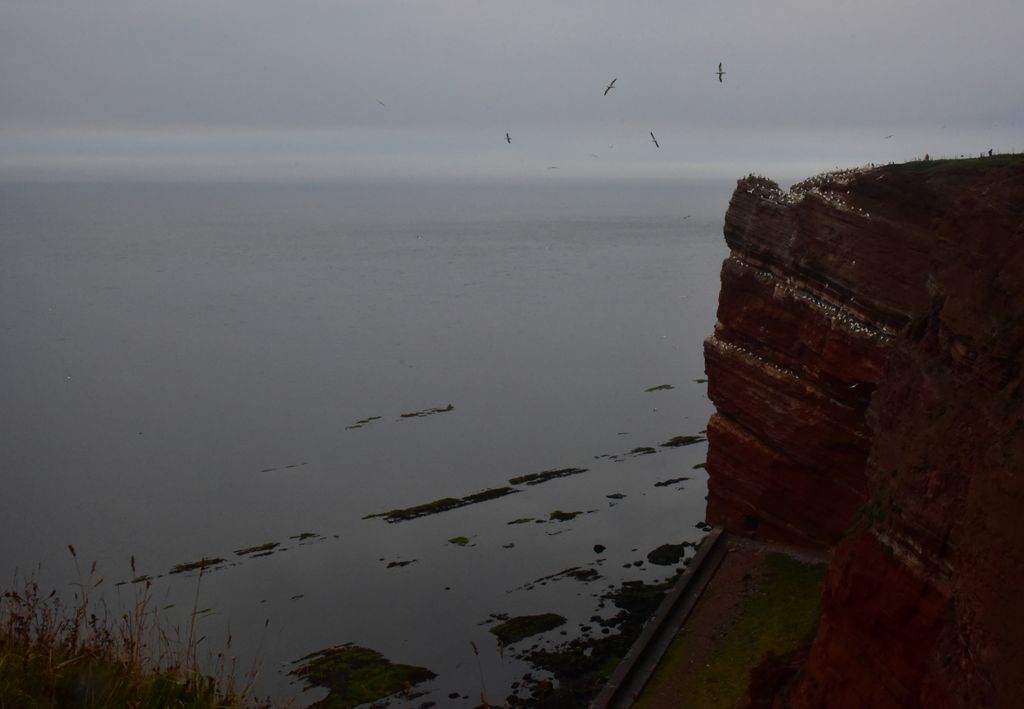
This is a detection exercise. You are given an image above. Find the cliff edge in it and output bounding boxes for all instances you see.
[704,155,1024,707]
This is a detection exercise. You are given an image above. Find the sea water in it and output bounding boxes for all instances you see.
[0,179,731,704]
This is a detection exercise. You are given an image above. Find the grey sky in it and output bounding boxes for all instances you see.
[1,0,1021,181]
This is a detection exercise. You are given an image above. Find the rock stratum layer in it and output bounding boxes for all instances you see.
[704,156,1024,707]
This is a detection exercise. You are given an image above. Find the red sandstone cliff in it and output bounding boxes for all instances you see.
[704,156,1024,707]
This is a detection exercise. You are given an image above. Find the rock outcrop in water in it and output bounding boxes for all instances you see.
[704,156,1024,707]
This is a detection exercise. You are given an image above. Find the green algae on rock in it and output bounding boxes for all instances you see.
[660,434,707,447]
[518,566,603,591]
[364,486,519,523]
[344,415,382,430]
[567,568,601,582]
[447,536,471,546]
[644,384,675,392]
[233,542,279,556]
[168,557,225,575]
[508,467,588,486]
[290,643,436,709]
[654,476,690,488]
[549,510,582,522]
[399,403,454,418]
[490,613,567,645]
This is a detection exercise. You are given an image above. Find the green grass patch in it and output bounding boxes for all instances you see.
[0,642,252,709]
[884,153,1022,175]
[636,553,825,709]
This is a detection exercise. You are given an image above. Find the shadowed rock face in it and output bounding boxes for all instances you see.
[705,165,929,548]
[705,156,1024,707]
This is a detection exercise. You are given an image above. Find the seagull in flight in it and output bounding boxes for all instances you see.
[883,134,894,139]
[376,99,386,107]
[716,62,725,83]
[604,78,617,96]
[506,132,511,144]
[650,131,660,148]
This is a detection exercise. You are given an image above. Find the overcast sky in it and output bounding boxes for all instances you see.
[1,0,1022,182]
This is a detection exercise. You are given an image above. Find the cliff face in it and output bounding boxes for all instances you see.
[705,156,1024,707]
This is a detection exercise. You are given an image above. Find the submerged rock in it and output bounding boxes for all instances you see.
[646,543,688,566]
[490,613,567,645]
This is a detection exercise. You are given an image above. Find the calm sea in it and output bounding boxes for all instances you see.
[0,179,731,704]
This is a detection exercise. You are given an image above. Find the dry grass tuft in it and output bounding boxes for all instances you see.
[1,549,272,708]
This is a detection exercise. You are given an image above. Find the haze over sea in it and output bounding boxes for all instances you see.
[1,178,730,703]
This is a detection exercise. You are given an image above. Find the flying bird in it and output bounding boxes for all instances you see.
[884,134,894,139]
[716,62,725,83]
[506,132,511,144]
[604,78,617,96]
[650,131,660,148]
[376,99,386,107]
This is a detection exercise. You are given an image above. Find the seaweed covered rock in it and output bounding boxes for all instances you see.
[290,643,436,709]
